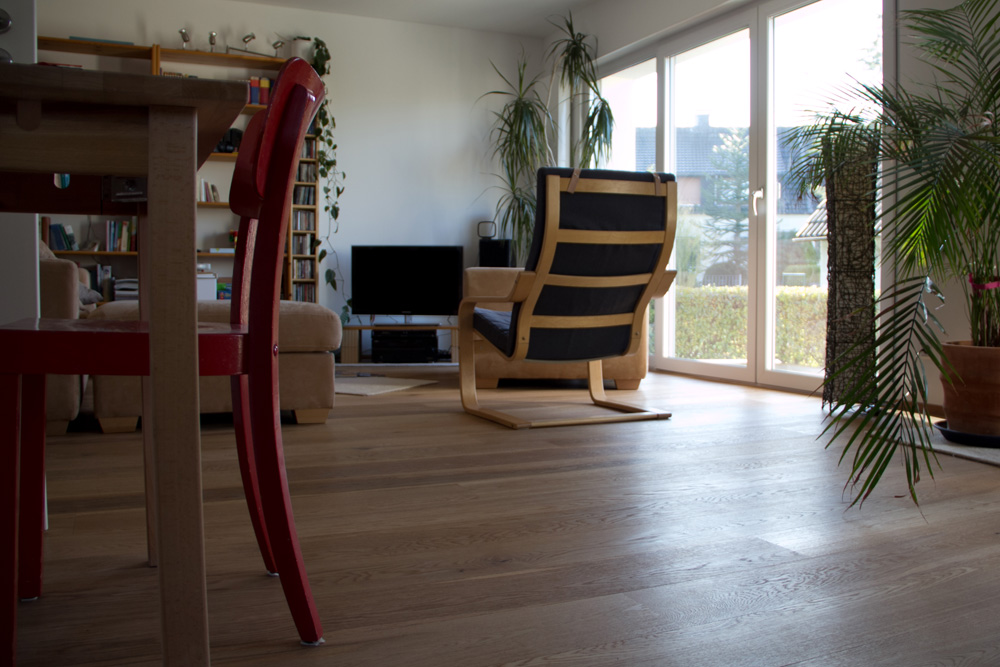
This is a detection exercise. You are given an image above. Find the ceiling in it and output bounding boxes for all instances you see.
[228,0,598,38]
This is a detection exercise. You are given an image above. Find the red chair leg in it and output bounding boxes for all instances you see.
[1,374,21,666]
[231,375,277,574]
[248,364,323,645]
[17,374,46,602]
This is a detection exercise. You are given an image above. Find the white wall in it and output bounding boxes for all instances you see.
[37,0,543,317]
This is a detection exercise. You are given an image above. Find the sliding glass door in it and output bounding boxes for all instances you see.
[600,0,882,390]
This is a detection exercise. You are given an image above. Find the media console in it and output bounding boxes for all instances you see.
[340,324,458,364]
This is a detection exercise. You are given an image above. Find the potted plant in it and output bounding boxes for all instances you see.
[788,0,1000,505]
[484,14,614,264]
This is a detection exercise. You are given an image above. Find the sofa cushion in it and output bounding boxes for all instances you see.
[89,299,342,352]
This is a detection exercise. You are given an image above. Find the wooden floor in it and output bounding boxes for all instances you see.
[18,367,1000,666]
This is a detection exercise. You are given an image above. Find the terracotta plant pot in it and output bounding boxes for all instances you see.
[941,341,1000,436]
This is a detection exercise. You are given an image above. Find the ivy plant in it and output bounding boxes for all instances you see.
[300,36,350,323]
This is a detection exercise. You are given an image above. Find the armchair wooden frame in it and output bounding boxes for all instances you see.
[459,170,678,429]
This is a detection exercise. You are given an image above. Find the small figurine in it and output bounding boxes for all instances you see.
[178,28,190,50]
[209,31,217,52]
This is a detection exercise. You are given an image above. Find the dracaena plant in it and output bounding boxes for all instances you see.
[786,0,1000,506]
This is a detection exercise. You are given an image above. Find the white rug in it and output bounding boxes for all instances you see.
[335,375,437,396]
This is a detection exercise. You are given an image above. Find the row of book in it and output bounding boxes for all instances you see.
[292,210,316,231]
[300,138,317,159]
[47,222,79,251]
[296,162,317,182]
[293,185,316,206]
[249,77,272,105]
[291,234,315,255]
[106,218,138,253]
[292,283,316,302]
[198,179,222,203]
[292,259,315,279]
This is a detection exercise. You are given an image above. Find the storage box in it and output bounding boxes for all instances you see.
[196,272,217,301]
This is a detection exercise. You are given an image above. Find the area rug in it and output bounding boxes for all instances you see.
[335,375,437,396]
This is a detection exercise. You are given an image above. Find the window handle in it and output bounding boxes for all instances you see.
[751,188,764,216]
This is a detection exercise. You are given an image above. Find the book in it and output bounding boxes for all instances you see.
[260,77,271,105]
[64,224,79,250]
[210,184,220,203]
[249,77,260,105]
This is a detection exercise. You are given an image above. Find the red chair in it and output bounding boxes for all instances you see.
[1,57,326,663]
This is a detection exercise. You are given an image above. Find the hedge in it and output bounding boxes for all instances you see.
[672,286,826,367]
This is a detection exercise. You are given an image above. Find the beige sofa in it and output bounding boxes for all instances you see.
[87,299,342,433]
[464,267,649,389]
[39,256,81,431]
[38,246,98,433]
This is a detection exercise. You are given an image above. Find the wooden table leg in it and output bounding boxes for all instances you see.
[145,105,210,666]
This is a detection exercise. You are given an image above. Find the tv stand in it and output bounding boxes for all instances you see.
[340,324,458,364]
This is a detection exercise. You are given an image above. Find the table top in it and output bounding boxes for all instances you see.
[0,62,248,172]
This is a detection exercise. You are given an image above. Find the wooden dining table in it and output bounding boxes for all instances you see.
[0,61,247,666]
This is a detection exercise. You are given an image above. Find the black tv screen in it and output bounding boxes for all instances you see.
[351,245,464,316]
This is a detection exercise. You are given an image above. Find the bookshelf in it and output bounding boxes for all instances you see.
[36,35,322,304]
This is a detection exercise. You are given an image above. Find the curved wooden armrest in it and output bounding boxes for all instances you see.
[461,271,537,309]
[652,270,677,299]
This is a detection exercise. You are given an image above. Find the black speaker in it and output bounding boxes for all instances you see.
[479,239,512,267]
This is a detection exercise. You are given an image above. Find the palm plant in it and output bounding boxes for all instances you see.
[787,0,1000,506]
[484,14,614,264]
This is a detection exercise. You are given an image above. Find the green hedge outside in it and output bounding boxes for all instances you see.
[673,286,827,367]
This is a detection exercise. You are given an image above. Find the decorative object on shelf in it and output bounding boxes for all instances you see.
[272,39,284,56]
[209,31,217,52]
[482,13,613,265]
[477,220,496,239]
[215,127,242,154]
[227,32,268,57]
[785,0,1000,506]
[178,28,190,50]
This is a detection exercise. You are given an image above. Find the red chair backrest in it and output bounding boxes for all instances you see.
[228,58,325,329]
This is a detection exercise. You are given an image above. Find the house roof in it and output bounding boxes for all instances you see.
[794,200,827,240]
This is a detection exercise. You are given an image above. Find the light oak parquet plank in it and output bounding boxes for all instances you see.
[16,369,1000,666]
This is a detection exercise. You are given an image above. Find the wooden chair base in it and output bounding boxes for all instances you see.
[98,417,139,434]
[460,354,670,429]
[292,409,329,424]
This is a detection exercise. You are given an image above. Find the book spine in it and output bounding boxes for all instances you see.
[249,77,260,105]
[260,77,271,105]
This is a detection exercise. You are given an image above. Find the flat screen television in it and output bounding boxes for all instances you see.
[351,245,464,317]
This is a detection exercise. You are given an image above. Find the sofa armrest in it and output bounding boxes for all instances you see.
[39,258,80,320]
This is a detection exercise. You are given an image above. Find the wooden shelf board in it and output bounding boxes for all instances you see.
[53,250,137,257]
[159,47,285,69]
[197,201,230,208]
[38,36,153,60]
[209,152,239,162]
